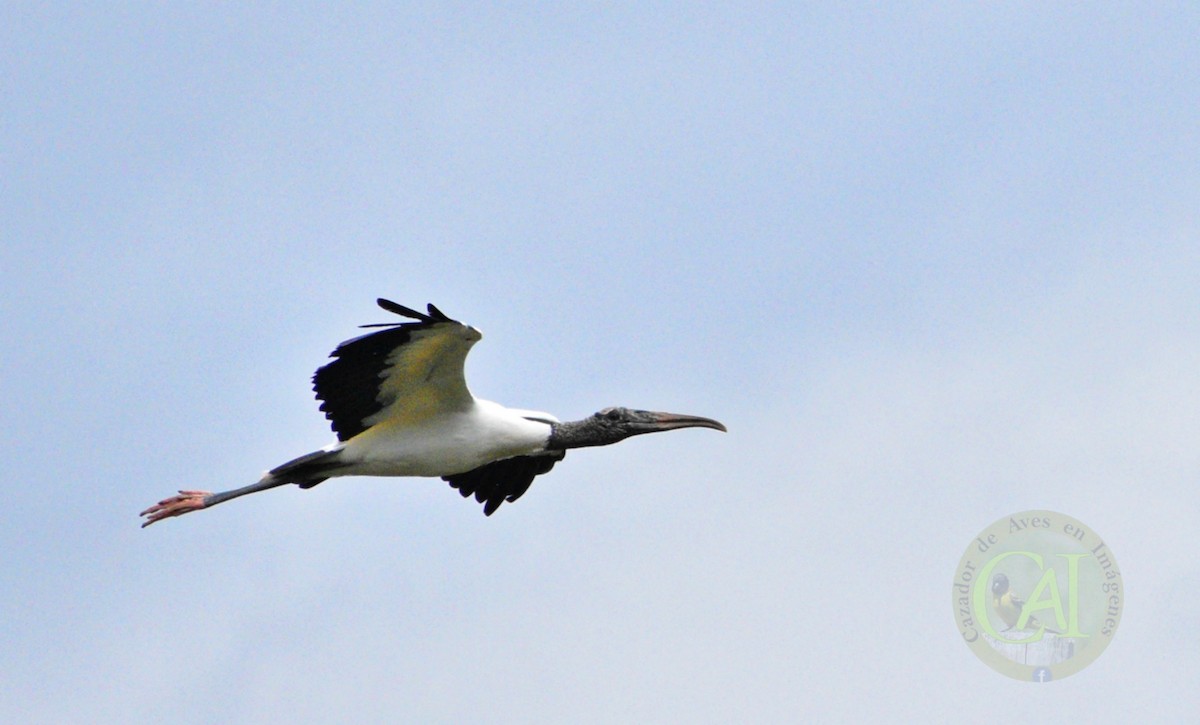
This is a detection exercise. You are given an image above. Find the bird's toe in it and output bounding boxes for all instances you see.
[139,490,211,528]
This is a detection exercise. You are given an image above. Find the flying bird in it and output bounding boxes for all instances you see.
[140,299,725,526]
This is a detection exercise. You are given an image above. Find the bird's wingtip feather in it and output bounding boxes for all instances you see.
[377,298,429,320]
[426,303,452,322]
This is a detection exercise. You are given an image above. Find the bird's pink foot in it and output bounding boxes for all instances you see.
[140,490,212,528]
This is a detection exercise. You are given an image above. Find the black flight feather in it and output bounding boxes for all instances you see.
[360,299,448,327]
[443,453,565,516]
[312,301,462,441]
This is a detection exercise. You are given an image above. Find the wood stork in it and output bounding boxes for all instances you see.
[140,299,725,526]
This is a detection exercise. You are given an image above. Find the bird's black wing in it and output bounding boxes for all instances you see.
[443,452,566,516]
[312,300,478,442]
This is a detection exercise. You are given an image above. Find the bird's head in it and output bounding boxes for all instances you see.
[551,406,726,449]
[991,573,1010,597]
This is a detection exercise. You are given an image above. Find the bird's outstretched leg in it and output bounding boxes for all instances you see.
[140,490,212,527]
[140,451,343,528]
[139,472,306,528]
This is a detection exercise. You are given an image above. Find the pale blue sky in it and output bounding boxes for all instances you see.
[3,4,1199,722]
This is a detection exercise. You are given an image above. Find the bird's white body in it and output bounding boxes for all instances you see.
[338,399,556,477]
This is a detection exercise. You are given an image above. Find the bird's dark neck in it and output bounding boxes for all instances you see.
[547,419,614,450]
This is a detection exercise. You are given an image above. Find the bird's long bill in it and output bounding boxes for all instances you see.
[632,411,727,434]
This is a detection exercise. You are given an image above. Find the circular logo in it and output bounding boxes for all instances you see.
[951,510,1123,681]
